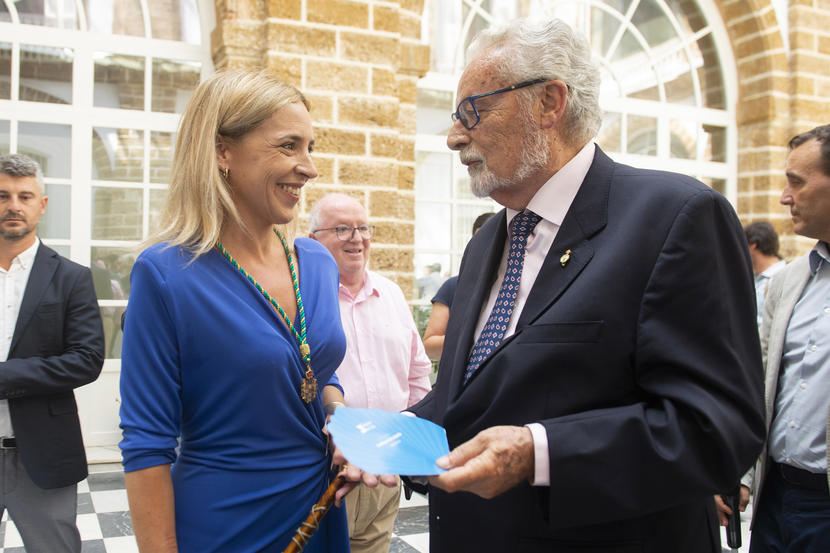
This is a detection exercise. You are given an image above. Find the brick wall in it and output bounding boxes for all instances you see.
[721,0,830,258]
[212,0,428,293]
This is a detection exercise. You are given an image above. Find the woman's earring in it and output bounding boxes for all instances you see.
[221,167,229,179]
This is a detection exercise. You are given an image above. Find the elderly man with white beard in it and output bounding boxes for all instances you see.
[404,16,765,553]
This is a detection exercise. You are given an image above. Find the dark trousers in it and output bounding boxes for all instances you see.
[750,465,830,553]
[0,448,80,553]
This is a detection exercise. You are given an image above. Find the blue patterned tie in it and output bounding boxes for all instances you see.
[465,209,541,383]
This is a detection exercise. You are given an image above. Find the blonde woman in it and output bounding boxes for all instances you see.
[119,70,375,553]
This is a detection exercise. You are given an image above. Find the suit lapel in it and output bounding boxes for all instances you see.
[446,211,508,400]
[458,148,614,389]
[11,243,58,354]
[516,148,612,328]
[765,256,811,418]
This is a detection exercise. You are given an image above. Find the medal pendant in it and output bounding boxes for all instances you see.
[301,374,318,403]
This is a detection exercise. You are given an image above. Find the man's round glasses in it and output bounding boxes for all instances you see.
[451,78,548,131]
[313,225,375,241]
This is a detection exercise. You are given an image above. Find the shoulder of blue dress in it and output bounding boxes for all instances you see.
[135,242,204,274]
[294,237,337,266]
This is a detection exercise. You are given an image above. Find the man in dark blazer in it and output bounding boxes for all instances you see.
[408,18,766,553]
[0,154,104,552]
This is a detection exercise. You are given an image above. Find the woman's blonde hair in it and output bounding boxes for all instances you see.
[148,69,309,257]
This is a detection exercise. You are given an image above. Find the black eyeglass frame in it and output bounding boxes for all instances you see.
[451,78,549,130]
[312,225,375,241]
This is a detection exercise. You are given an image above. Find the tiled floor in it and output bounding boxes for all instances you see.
[0,463,430,553]
[0,459,750,553]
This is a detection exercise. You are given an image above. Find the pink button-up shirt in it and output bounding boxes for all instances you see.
[337,270,432,411]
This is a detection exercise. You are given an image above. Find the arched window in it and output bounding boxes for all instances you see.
[0,0,212,357]
[0,0,213,448]
[415,0,735,303]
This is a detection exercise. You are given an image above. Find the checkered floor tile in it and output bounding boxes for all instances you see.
[0,464,429,552]
[0,462,749,553]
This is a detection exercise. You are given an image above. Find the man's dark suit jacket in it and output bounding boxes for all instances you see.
[0,242,105,489]
[410,148,766,553]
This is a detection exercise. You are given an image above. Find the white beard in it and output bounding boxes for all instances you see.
[464,123,551,199]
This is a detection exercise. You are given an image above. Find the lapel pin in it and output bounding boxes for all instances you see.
[560,249,571,267]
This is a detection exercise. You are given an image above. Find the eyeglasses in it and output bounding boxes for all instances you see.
[451,78,548,130]
[312,225,375,241]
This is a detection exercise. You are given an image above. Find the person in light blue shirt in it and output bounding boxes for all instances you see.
[749,124,830,553]
[745,221,786,328]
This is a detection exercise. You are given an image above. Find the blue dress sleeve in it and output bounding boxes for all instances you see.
[119,250,182,472]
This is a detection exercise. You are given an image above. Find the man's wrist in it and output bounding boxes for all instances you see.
[324,401,346,416]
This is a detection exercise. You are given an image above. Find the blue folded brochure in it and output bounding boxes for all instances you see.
[328,407,449,475]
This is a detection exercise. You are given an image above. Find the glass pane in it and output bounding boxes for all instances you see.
[0,2,10,22]
[15,0,79,28]
[667,0,706,34]
[417,88,454,136]
[151,58,201,113]
[19,44,73,104]
[453,156,474,200]
[47,243,69,257]
[670,120,696,160]
[0,42,10,99]
[148,188,167,235]
[701,177,726,195]
[150,132,174,184]
[149,0,202,44]
[632,0,676,49]
[589,5,623,57]
[608,28,642,65]
[703,124,727,163]
[413,252,450,301]
[85,0,145,37]
[92,127,144,182]
[452,203,495,252]
[40,183,70,239]
[411,304,431,339]
[597,112,622,153]
[662,69,695,105]
[18,122,71,178]
[91,186,143,239]
[99,305,125,358]
[627,115,657,156]
[415,151,451,198]
[94,53,145,110]
[427,1,462,74]
[696,34,725,109]
[0,121,8,155]
[415,202,450,251]
[91,246,135,299]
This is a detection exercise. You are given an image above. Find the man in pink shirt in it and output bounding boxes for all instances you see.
[309,193,432,553]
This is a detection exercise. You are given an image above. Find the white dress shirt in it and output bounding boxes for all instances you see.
[472,143,595,486]
[337,270,432,411]
[0,237,40,437]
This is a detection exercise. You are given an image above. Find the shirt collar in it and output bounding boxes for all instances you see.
[506,141,595,228]
[13,237,40,270]
[339,269,380,300]
[809,242,830,275]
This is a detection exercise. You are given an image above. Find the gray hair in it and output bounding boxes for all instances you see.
[0,154,45,193]
[467,18,602,146]
[308,193,362,234]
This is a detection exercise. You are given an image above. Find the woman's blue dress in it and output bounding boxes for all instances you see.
[119,238,349,553]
